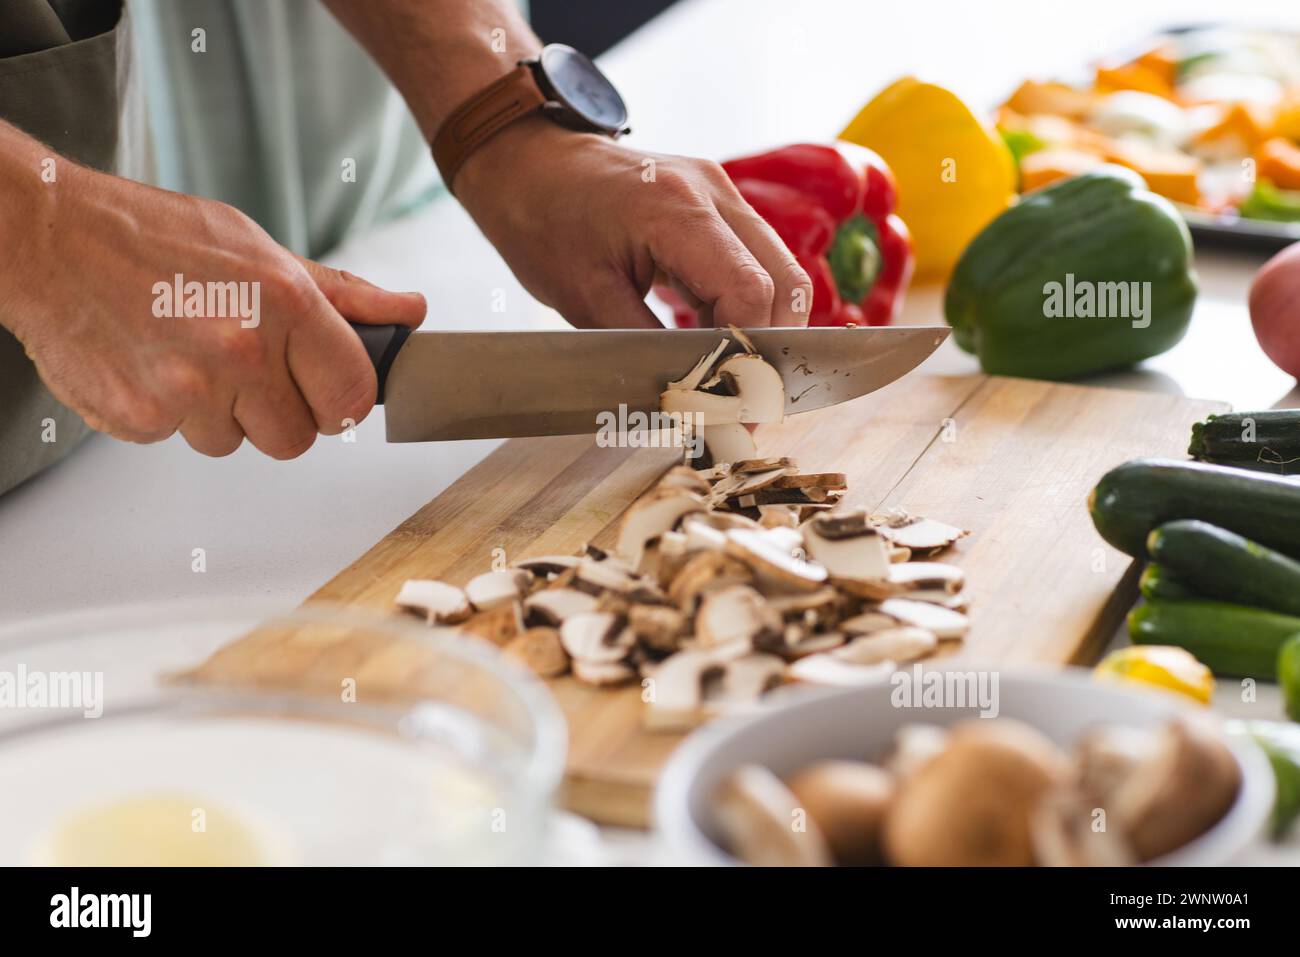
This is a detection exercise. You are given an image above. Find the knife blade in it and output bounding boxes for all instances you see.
[349,324,949,443]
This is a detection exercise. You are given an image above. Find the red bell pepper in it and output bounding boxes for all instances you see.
[657,143,914,328]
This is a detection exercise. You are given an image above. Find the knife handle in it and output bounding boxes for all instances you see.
[348,323,412,405]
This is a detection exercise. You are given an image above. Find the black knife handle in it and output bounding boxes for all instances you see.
[349,323,412,405]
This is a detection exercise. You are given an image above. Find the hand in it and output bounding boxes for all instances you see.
[454,117,812,329]
[4,164,425,459]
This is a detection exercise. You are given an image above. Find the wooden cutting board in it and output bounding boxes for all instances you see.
[186,373,1226,826]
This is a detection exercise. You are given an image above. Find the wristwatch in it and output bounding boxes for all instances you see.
[432,43,630,193]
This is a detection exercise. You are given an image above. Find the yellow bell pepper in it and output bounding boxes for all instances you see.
[840,77,1017,281]
[1094,645,1214,705]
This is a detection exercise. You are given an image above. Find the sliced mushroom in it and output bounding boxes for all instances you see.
[659,388,744,425]
[829,576,900,601]
[887,561,965,592]
[771,472,847,491]
[668,552,750,609]
[787,761,896,866]
[666,338,731,392]
[786,654,896,687]
[888,544,912,563]
[656,466,712,496]
[894,588,968,610]
[695,584,782,649]
[766,587,841,617]
[573,557,650,597]
[875,515,968,554]
[781,629,847,660]
[727,324,758,355]
[715,353,785,424]
[523,587,600,627]
[757,504,801,529]
[643,648,728,731]
[690,511,761,533]
[394,579,472,625]
[804,518,891,583]
[711,467,792,502]
[510,555,581,578]
[702,652,786,712]
[834,626,938,666]
[559,611,635,663]
[464,569,532,611]
[628,603,688,654]
[503,627,569,678]
[839,611,899,635]
[734,457,796,474]
[702,423,757,465]
[458,601,525,647]
[877,598,969,640]
[680,515,729,553]
[614,488,704,569]
[713,765,832,867]
[572,658,638,687]
[725,528,828,593]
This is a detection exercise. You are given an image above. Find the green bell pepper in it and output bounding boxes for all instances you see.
[944,166,1198,380]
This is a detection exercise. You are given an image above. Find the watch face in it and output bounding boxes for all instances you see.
[538,44,628,133]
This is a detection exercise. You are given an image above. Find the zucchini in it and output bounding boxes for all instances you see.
[1127,599,1300,679]
[1147,520,1300,617]
[1281,635,1300,722]
[1089,458,1300,559]
[1189,410,1300,475]
[1138,563,1197,602]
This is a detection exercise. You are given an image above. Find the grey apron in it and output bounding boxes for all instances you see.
[0,0,147,495]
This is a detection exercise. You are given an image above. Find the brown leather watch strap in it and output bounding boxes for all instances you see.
[432,64,547,193]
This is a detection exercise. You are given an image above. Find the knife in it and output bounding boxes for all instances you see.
[350,323,949,443]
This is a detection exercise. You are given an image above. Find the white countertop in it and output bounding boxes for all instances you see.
[2,0,1299,863]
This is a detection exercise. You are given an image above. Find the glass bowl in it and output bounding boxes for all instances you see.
[0,600,565,865]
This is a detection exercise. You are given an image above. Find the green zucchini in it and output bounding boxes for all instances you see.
[1128,599,1300,679]
[1231,720,1300,839]
[1147,520,1300,617]
[1189,410,1300,475]
[1281,635,1300,722]
[1090,458,1300,560]
[1138,563,1198,602]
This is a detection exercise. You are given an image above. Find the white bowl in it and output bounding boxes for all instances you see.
[654,667,1274,866]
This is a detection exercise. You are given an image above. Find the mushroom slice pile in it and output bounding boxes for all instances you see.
[391,340,975,719]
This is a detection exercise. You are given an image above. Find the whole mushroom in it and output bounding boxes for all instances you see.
[883,719,1070,866]
[786,761,895,865]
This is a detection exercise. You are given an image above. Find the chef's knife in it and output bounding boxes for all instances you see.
[350,323,949,443]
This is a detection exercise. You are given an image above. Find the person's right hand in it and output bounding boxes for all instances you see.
[4,162,426,459]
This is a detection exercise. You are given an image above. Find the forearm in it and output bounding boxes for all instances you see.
[0,120,76,335]
[321,0,541,143]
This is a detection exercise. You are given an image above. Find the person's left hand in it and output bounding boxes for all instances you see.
[453,116,812,330]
